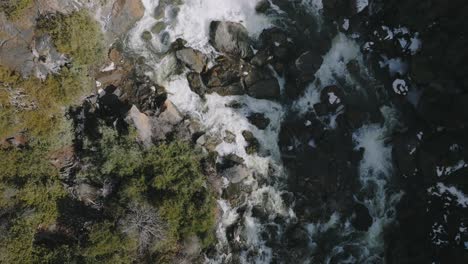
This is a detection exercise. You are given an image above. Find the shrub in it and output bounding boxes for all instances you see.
[0,0,33,19]
[36,10,105,66]
[79,129,217,257]
[82,221,137,263]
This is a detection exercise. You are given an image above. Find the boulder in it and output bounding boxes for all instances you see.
[319,85,345,112]
[187,72,207,97]
[351,203,373,231]
[108,0,145,39]
[159,100,184,125]
[294,51,323,84]
[242,65,280,100]
[209,21,253,58]
[255,0,271,13]
[247,113,270,130]
[127,105,153,145]
[176,48,207,73]
[201,58,245,96]
[242,130,260,155]
[221,165,252,184]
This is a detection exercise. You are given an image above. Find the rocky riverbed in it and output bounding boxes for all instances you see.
[1,0,467,263]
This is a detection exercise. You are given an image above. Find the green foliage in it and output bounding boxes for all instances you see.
[0,66,92,140]
[0,0,33,19]
[82,221,137,263]
[145,142,216,247]
[37,10,105,66]
[80,129,216,257]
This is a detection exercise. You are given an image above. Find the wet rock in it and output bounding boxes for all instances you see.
[242,130,260,155]
[224,130,236,143]
[108,0,145,39]
[225,100,244,109]
[320,85,344,107]
[221,165,252,184]
[351,203,373,231]
[284,225,310,249]
[209,21,253,58]
[201,58,245,96]
[294,51,323,84]
[120,73,167,113]
[196,134,221,152]
[250,49,271,67]
[255,0,271,13]
[151,21,166,34]
[176,48,207,73]
[247,113,270,130]
[392,131,419,179]
[417,87,468,128]
[218,154,245,170]
[187,72,207,97]
[242,64,280,100]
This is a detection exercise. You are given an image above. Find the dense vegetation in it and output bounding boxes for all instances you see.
[0,0,33,19]
[36,10,105,66]
[0,8,216,263]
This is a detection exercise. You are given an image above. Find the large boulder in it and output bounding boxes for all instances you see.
[242,65,281,100]
[107,0,145,39]
[294,51,323,84]
[209,21,253,59]
[201,57,245,96]
[176,48,207,73]
[127,105,153,145]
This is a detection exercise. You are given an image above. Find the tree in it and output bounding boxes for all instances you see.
[120,202,166,255]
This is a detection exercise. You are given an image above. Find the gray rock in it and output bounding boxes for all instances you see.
[127,105,153,145]
[224,130,236,143]
[255,0,272,13]
[247,113,270,130]
[242,65,280,100]
[351,203,373,231]
[176,48,207,73]
[108,0,145,39]
[242,130,260,155]
[159,100,184,125]
[221,165,252,184]
[209,21,253,58]
[246,78,280,100]
[187,72,207,96]
[295,51,323,84]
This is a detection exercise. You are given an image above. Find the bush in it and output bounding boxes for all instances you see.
[37,10,105,66]
[79,129,216,258]
[0,0,33,19]
[0,65,91,140]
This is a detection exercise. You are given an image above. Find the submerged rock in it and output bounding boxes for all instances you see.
[247,113,271,130]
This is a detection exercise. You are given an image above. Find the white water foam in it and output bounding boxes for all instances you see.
[293,33,362,114]
[128,1,292,263]
[128,1,401,263]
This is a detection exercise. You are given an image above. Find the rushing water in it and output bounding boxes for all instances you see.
[127,1,401,263]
